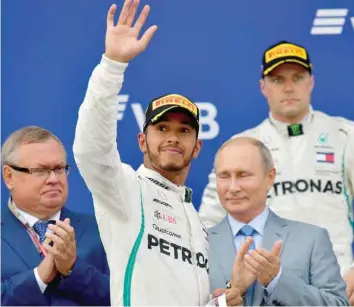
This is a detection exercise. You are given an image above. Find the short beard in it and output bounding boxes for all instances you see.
[146,142,195,172]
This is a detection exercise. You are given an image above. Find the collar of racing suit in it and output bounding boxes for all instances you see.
[137,164,193,202]
[268,105,315,137]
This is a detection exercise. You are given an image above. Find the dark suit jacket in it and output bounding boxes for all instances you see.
[208,210,348,306]
[1,206,110,306]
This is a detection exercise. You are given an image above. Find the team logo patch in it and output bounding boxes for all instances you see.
[318,133,328,144]
[316,152,335,163]
[153,210,177,224]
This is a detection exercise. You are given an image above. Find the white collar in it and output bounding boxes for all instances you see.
[268,105,314,136]
[137,164,191,198]
[16,207,61,228]
[228,207,270,237]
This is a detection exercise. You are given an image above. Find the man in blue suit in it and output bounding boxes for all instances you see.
[208,136,348,306]
[1,126,110,306]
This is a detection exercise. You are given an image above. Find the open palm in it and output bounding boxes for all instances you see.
[105,0,158,63]
[231,237,257,295]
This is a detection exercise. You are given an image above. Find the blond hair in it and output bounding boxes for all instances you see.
[2,126,66,165]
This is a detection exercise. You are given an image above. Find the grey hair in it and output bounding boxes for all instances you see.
[214,136,274,173]
[1,126,66,165]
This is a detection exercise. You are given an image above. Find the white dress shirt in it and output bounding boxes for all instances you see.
[227,207,282,298]
[17,208,60,293]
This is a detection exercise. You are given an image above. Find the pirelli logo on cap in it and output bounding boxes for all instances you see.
[265,43,307,63]
[152,94,198,117]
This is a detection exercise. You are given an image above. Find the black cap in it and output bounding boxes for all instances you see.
[261,40,312,78]
[143,94,199,131]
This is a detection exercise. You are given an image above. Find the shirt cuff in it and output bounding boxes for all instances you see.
[34,268,48,293]
[264,266,282,296]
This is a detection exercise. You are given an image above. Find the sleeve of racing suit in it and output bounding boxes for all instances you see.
[198,169,227,228]
[334,117,354,268]
[73,55,130,222]
[345,130,354,206]
[199,129,257,228]
[337,117,354,199]
[345,129,354,268]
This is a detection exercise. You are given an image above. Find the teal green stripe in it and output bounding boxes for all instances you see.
[341,149,354,229]
[123,181,145,306]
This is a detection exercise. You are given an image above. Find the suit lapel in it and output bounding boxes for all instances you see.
[1,207,42,269]
[1,207,84,270]
[262,211,289,252]
[209,217,236,282]
[253,210,289,306]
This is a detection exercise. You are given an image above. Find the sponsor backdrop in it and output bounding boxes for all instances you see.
[2,0,354,214]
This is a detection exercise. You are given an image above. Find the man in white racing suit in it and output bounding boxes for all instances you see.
[73,1,242,306]
[199,40,354,303]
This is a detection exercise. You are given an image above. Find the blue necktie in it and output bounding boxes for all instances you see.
[33,220,51,244]
[239,225,257,306]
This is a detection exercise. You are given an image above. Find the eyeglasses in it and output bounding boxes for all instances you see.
[8,164,70,177]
